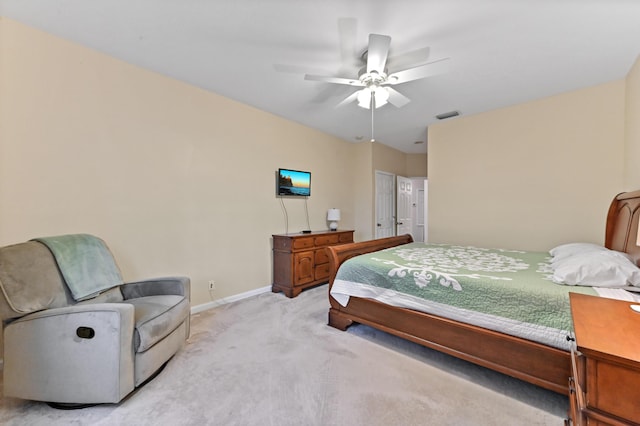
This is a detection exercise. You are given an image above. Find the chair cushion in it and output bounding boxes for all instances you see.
[127,295,190,353]
[0,241,70,318]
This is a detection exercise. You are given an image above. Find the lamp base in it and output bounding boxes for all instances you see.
[329,221,338,231]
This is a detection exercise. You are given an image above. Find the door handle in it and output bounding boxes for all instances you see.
[377,223,382,227]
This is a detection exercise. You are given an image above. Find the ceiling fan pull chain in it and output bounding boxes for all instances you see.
[371,94,375,142]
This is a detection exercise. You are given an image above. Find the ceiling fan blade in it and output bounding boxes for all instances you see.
[388,58,450,84]
[386,46,430,72]
[336,91,360,108]
[304,74,364,86]
[366,34,391,73]
[386,87,410,108]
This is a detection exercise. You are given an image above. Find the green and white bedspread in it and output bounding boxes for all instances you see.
[331,243,603,350]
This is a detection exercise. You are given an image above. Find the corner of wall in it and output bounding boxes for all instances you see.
[352,142,374,241]
[625,54,640,190]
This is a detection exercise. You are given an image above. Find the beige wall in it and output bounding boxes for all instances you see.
[352,141,375,241]
[626,55,640,189]
[406,154,428,178]
[0,18,365,306]
[5,17,635,306]
[372,143,428,178]
[428,80,626,251]
[373,142,408,176]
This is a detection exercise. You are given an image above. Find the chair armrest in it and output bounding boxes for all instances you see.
[120,276,190,300]
[3,303,136,403]
[8,302,134,322]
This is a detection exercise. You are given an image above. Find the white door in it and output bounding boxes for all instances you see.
[375,171,395,238]
[396,175,412,237]
[410,178,426,242]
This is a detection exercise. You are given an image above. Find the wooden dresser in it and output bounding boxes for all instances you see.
[568,292,640,426]
[272,230,354,298]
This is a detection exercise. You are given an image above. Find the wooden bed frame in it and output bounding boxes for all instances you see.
[327,190,640,395]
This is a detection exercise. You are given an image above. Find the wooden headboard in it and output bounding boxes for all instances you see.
[605,189,640,265]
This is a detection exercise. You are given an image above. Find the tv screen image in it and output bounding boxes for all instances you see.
[277,169,311,197]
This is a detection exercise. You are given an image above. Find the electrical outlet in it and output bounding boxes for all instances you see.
[208,280,215,291]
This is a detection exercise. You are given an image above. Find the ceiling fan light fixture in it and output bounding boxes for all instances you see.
[356,86,389,109]
[373,86,389,106]
[357,88,372,109]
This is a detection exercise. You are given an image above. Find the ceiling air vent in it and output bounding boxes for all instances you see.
[435,111,460,120]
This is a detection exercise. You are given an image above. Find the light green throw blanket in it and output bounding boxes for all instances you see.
[33,234,123,301]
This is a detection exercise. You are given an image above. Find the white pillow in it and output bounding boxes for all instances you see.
[551,250,640,287]
[550,242,635,265]
[549,242,607,265]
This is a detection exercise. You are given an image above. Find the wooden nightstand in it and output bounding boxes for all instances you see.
[568,292,640,426]
[272,230,354,298]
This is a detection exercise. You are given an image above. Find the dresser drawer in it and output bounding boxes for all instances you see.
[292,237,315,250]
[315,248,330,264]
[315,235,339,246]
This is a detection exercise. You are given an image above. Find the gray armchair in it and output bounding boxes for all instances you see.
[0,234,190,406]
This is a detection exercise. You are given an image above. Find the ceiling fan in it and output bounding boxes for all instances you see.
[304,33,449,109]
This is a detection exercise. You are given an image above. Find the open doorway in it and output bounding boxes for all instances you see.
[375,171,428,241]
[409,178,427,242]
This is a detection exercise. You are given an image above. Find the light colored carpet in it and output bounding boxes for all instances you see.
[0,285,568,425]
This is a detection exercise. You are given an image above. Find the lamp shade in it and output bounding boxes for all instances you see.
[327,209,341,221]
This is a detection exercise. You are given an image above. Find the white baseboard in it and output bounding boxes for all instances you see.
[190,285,272,314]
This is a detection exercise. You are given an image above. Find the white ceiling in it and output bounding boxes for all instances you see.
[3,0,640,154]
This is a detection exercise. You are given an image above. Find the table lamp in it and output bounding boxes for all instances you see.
[327,208,341,231]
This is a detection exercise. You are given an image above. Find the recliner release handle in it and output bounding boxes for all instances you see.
[76,327,95,339]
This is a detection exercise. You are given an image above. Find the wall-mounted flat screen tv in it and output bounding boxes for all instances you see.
[277,168,311,197]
